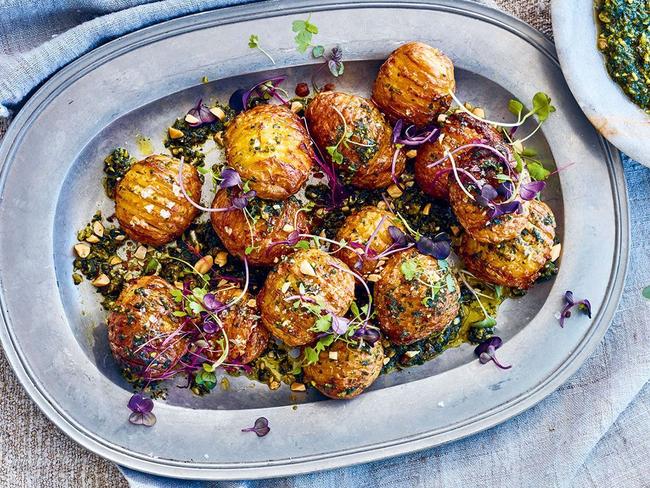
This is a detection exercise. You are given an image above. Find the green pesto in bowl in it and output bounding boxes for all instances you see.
[596,0,650,112]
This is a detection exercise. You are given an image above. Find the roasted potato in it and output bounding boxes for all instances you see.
[210,188,310,266]
[204,287,269,364]
[335,206,405,276]
[457,200,556,289]
[225,104,314,200]
[374,248,460,345]
[115,154,201,247]
[304,340,384,399]
[415,113,508,200]
[372,42,455,126]
[305,91,405,188]
[448,165,531,244]
[107,276,187,378]
[257,249,356,346]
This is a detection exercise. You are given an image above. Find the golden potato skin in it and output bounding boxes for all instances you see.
[115,155,201,247]
[449,170,530,244]
[257,249,356,347]
[107,276,187,378]
[372,42,455,126]
[335,206,405,276]
[374,248,460,345]
[210,189,310,266]
[205,287,269,364]
[304,340,384,399]
[415,113,507,200]
[305,92,405,189]
[225,104,314,200]
[457,200,556,289]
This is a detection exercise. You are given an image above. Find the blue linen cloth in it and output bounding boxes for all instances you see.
[1,1,649,487]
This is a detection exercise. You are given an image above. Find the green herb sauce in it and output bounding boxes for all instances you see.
[597,0,650,111]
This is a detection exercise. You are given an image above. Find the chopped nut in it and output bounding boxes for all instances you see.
[185,113,200,125]
[282,223,295,233]
[194,255,214,274]
[422,203,432,216]
[269,381,281,391]
[437,113,448,123]
[168,127,184,139]
[464,101,474,111]
[472,107,485,118]
[281,281,291,293]
[367,274,381,283]
[550,243,562,262]
[92,274,110,287]
[405,149,417,159]
[290,101,303,113]
[85,234,100,244]
[115,234,126,242]
[328,351,338,361]
[450,225,460,236]
[108,256,122,266]
[92,221,104,237]
[383,357,391,365]
[247,298,257,308]
[213,131,224,146]
[377,201,387,210]
[224,226,232,235]
[214,251,228,267]
[134,245,147,260]
[299,260,317,277]
[209,106,226,120]
[405,350,419,358]
[290,382,306,392]
[387,184,403,198]
[74,243,91,258]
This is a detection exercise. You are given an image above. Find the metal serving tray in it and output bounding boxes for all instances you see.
[0,0,628,480]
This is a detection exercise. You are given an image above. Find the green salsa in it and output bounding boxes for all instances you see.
[596,0,650,111]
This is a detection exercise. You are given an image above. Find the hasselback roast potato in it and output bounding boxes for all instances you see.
[415,113,508,200]
[210,188,310,266]
[374,248,460,345]
[115,154,201,247]
[204,287,269,364]
[304,340,384,399]
[448,168,530,244]
[335,206,405,276]
[257,249,356,347]
[457,200,556,289]
[372,42,456,127]
[224,104,314,200]
[305,91,405,188]
[107,276,188,378]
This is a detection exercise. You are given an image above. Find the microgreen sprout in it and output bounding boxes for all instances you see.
[185,99,217,127]
[242,417,270,437]
[241,76,290,110]
[248,34,275,64]
[474,337,511,370]
[292,15,319,53]
[559,291,592,327]
[460,273,497,328]
[312,45,345,78]
[128,393,156,427]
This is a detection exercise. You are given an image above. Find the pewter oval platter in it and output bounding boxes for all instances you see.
[552,0,650,167]
[0,0,628,480]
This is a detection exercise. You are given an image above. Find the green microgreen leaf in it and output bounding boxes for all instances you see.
[312,45,325,58]
[527,160,550,181]
[508,99,524,118]
[172,310,187,317]
[294,240,310,250]
[400,259,418,281]
[532,92,556,122]
[642,286,650,299]
[292,16,318,53]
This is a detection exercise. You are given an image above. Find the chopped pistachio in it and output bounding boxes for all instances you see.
[74,243,91,258]
[92,274,110,287]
